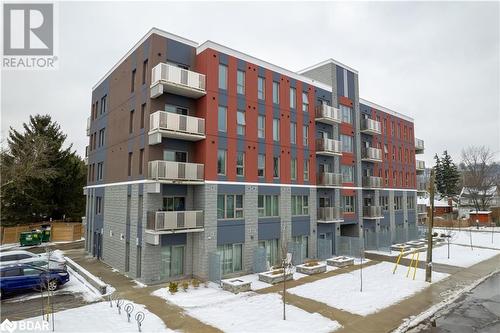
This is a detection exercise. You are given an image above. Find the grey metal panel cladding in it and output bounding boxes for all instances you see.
[258,219,281,240]
[291,187,309,195]
[161,184,188,196]
[292,218,310,237]
[315,88,331,104]
[166,38,195,68]
[237,59,246,71]
[218,93,228,106]
[347,71,355,99]
[316,123,334,138]
[219,53,229,65]
[217,220,245,245]
[364,220,376,232]
[380,213,390,226]
[336,66,344,97]
[237,139,246,152]
[94,187,105,232]
[317,223,335,235]
[164,93,197,111]
[395,211,404,224]
[164,138,195,158]
[218,184,245,194]
[258,186,280,195]
[161,233,187,246]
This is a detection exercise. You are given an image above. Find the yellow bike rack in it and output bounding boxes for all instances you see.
[393,247,419,280]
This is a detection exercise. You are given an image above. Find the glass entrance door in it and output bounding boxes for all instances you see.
[171,245,184,277]
[159,244,184,280]
[160,246,171,280]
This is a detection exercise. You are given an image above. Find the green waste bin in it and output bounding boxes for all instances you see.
[19,231,43,246]
[40,225,51,242]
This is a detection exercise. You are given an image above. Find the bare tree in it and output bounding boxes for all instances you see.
[460,146,499,212]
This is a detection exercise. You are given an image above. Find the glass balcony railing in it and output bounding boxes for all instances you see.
[316,138,342,156]
[148,160,204,183]
[361,118,382,135]
[147,210,204,232]
[317,172,342,186]
[361,147,382,162]
[148,111,205,144]
[315,104,341,124]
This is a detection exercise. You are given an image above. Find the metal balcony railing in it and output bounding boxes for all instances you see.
[150,63,206,99]
[317,172,342,186]
[361,147,382,162]
[147,210,204,231]
[363,206,383,218]
[86,117,91,136]
[315,104,341,124]
[361,118,382,135]
[148,160,204,182]
[149,111,205,142]
[415,138,425,153]
[416,160,425,172]
[362,176,382,188]
[316,138,342,156]
[317,207,343,222]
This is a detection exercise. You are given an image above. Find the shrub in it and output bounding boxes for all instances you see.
[181,280,189,292]
[191,279,200,288]
[271,269,284,275]
[304,260,319,267]
[168,281,178,294]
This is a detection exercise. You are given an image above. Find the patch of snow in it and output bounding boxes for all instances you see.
[288,261,449,316]
[405,244,499,267]
[133,280,148,288]
[152,284,239,308]
[12,300,173,332]
[435,228,500,249]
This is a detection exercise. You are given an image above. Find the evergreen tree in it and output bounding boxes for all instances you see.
[1,115,86,225]
[434,150,460,198]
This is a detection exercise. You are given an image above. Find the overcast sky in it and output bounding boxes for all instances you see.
[2,1,499,166]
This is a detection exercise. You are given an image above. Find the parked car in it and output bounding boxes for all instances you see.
[0,250,66,270]
[0,264,70,298]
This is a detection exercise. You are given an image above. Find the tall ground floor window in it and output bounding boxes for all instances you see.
[292,235,309,259]
[258,239,280,267]
[160,244,184,280]
[217,243,243,275]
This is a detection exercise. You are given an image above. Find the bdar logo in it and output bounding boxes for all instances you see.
[0,319,16,333]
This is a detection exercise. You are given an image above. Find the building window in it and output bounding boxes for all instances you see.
[302,92,309,112]
[258,154,265,177]
[236,152,245,176]
[218,64,228,90]
[217,243,242,275]
[217,194,244,219]
[258,77,265,100]
[290,87,296,109]
[343,196,355,213]
[95,196,102,215]
[291,195,309,216]
[100,95,107,115]
[384,144,389,159]
[98,128,105,147]
[407,197,415,209]
[131,69,136,92]
[290,122,297,144]
[258,115,265,139]
[258,195,279,217]
[292,236,309,258]
[237,110,246,135]
[395,196,403,210]
[258,239,280,266]
[340,105,353,124]
[273,156,280,178]
[96,162,103,181]
[341,165,354,182]
[237,70,245,94]
[140,103,146,129]
[129,110,134,134]
[304,159,309,181]
[217,150,226,175]
[139,149,144,175]
[127,152,132,176]
[218,106,227,132]
[272,81,279,104]
[341,134,353,153]
[273,118,280,141]
[303,125,309,146]
[291,158,297,180]
[165,104,188,115]
[142,59,148,85]
[379,196,389,211]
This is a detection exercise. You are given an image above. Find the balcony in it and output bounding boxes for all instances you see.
[361,147,382,162]
[148,160,204,183]
[415,138,425,154]
[316,138,342,156]
[84,146,89,165]
[317,207,343,223]
[148,111,205,144]
[362,176,382,188]
[317,172,342,187]
[361,118,382,135]
[150,63,206,99]
[145,210,204,245]
[86,117,91,136]
[363,206,383,219]
[416,160,425,174]
[315,104,341,124]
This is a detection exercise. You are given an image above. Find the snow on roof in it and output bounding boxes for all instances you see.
[417,197,450,207]
[469,211,492,214]
[460,186,498,197]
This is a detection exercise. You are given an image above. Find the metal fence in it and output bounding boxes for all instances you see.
[393,226,406,244]
[408,224,421,241]
[336,236,362,257]
[364,230,392,252]
[288,242,304,265]
[317,238,333,259]
[208,252,221,283]
[253,247,268,273]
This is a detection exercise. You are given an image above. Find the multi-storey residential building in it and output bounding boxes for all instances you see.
[84,28,423,284]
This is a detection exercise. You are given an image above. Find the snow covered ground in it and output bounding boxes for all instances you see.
[287,262,448,316]
[13,300,173,332]
[153,287,340,333]
[405,244,499,267]
[434,228,500,249]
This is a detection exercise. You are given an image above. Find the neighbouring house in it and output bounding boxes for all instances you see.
[469,211,492,226]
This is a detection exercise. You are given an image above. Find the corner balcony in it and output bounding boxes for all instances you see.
[317,207,343,223]
[148,160,204,184]
[362,176,382,188]
[315,104,341,124]
[316,138,342,156]
[86,117,91,136]
[150,63,206,99]
[415,138,425,154]
[361,118,382,135]
[363,206,383,219]
[84,146,89,166]
[145,210,204,245]
[361,147,382,162]
[416,160,425,174]
[318,172,342,187]
[148,111,205,144]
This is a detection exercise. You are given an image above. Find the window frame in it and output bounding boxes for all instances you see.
[217,150,227,176]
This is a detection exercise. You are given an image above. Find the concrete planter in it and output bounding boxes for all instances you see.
[296,263,327,275]
[327,256,354,267]
[221,278,251,294]
[258,270,293,284]
[406,240,426,248]
[390,243,412,252]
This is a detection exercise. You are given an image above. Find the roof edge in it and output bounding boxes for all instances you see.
[359,98,414,122]
[297,58,358,75]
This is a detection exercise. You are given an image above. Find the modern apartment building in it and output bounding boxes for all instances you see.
[84,28,424,284]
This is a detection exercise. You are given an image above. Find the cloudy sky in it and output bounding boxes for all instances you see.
[2,1,499,166]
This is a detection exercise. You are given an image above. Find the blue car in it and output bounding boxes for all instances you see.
[0,263,70,298]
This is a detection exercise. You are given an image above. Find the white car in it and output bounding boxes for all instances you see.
[0,250,66,270]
